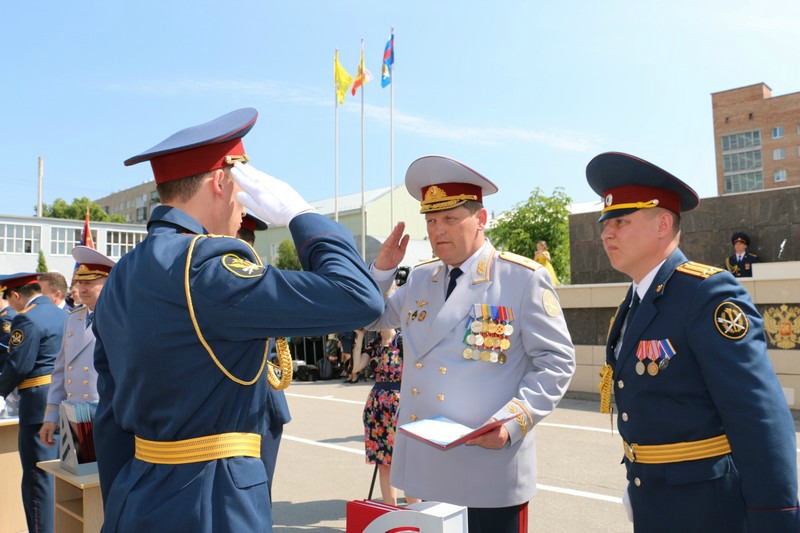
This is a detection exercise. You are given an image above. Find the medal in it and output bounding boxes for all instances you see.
[466,334,476,345]
[498,353,507,364]
[499,338,511,350]
[503,324,514,336]
[489,352,499,363]
[635,361,645,375]
[471,321,483,333]
[495,324,504,336]
[463,348,473,359]
[474,334,484,346]
[471,350,481,361]
[658,358,669,371]
[647,361,659,376]
[480,350,491,362]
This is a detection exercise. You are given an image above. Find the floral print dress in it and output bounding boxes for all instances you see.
[362,344,403,465]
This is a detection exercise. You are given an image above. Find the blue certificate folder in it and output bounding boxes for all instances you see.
[399,415,516,450]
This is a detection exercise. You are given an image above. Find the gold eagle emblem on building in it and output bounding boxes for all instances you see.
[763,304,800,350]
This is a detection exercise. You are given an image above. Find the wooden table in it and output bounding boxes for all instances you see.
[37,459,103,533]
[0,417,26,533]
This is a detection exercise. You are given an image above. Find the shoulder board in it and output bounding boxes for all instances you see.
[498,251,541,271]
[20,303,37,314]
[68,305,86,315]
[749,252,758,257]
[676,261,723,279]
[413,257,441,269]
[0,309,8,317]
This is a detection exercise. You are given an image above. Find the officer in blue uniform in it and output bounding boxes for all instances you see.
[589,152,799,532]
[236,212,291,502]
[725,231,759,278]
[0,272,68,533]
[93,108,383,532]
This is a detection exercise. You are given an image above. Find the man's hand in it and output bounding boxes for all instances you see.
[39,421,57,446]
[231,162,316,227]
[465,418,510,449]
[374,222,410,271]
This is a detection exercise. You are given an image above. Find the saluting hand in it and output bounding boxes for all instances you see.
[231,162,316,227]
[374,222,409,271]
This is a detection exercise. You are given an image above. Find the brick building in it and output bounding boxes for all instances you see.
[712,83,800,195]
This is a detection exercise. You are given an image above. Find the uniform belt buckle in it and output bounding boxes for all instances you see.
[624,442,637,462]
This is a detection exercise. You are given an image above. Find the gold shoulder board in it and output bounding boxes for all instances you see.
[69,305,86,315]
[499,251,541,271]
[676,261,723,279]
[413,257,441,269]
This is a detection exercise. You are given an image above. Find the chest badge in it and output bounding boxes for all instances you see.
[714,302,748,340]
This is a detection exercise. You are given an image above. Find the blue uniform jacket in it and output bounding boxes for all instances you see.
[607,248,798,531]
[0,296,67,425]
[0,305,17,367]
[93,205,382,532]
[725,251,759,278]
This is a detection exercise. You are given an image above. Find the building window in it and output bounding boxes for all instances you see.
[772,126,784,139]
[135,207,148,223]
[773,148,785,160]
[721,131,761,151]
[723,150,762,172]
[270,243,279,263]
[774,169,788,183]
[50,226,96,255]
[0,223,41,254]
[106,230,146,257]
[724,171,763,194]
[797,123,800,135]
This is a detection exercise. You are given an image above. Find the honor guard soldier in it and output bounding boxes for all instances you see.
[368,155,576,532]
[589,152,799,531]
[725,231,759,278]
[92,108,382,533]
[0,272,68,533]
[235,212,290,503]
[39,246,115,448]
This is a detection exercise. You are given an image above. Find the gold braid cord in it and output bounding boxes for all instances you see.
[267,337,293,391]
[598,363,613,414]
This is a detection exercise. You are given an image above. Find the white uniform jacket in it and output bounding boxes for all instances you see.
[370,242,575,507]
[44,306,99,423]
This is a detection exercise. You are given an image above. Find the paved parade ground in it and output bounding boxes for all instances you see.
[271,380,631,532]
[272,380,800,532]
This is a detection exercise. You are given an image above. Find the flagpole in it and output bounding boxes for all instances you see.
[334,49,340,222]
[389,27,395,228]
[360,38,367,261]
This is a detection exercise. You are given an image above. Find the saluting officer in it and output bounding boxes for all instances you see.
[39,246,115,447]
[0,272,68,533]
[368,155,576,532]
[589,152,799,531]
[93,108,383,532]
[725,231,759,278]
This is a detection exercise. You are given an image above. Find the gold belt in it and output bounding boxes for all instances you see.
[623,434,731,464]
[135,433,261,464]
[18,375,52,389]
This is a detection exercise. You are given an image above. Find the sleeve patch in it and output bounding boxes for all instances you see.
[542,289,561,317]
[221,254,266,278]
[10,329,24,346]
[714,302,748,340]
[2,322,10,334]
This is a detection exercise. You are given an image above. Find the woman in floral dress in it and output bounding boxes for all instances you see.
[362,329,419,505]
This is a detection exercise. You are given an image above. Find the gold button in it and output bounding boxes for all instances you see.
[617,380,624,389]
[437,393,444,401]
[634,477,641,487]
[410,414,417,421]
[439,367,446,374]
[83,380,89,386]
[67,379,72,385]
[68,366,73,371]
[622,412,629,422]
[412,388,419,396]
[83,394,89,399]
[415,362,423,369]
[84,367,89,372]
[67,393,73,398]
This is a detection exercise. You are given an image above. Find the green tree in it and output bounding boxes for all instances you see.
[40,197,126,223]
[37,250,48,272]
[275,240,302,271]
[486,187,572,284]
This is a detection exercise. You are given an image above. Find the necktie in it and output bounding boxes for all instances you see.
[445,268,463,300]
[628,292,641,322]
[86,312,94,330]
[737,255,743,262]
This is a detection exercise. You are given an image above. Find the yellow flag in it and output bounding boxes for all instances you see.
[334,50,353,105]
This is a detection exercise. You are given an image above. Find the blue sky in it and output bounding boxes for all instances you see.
[4,1,800,221]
